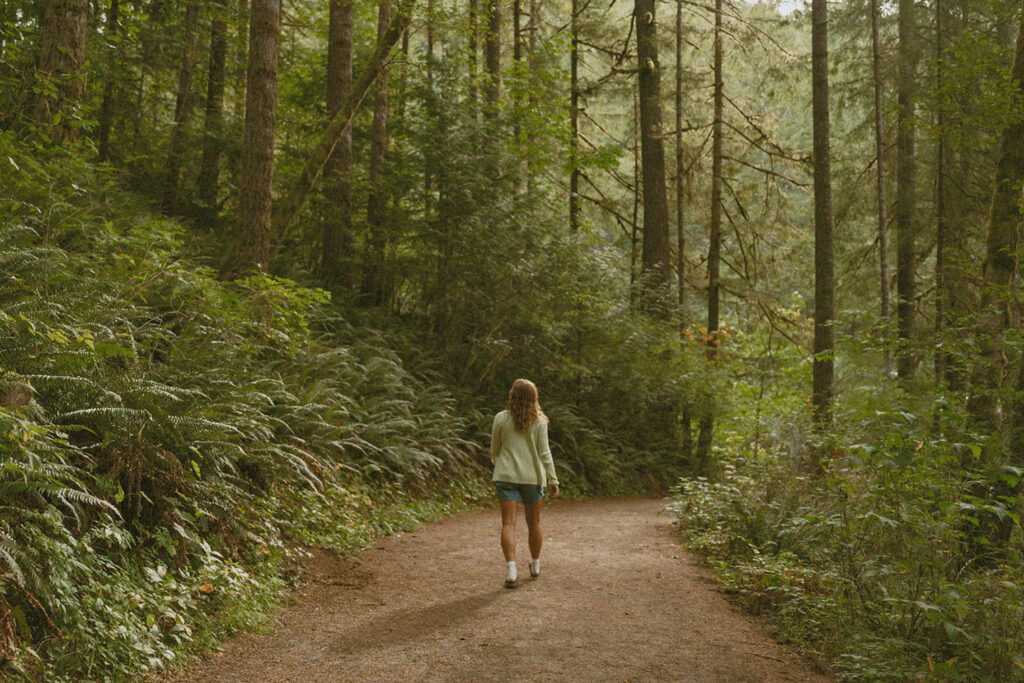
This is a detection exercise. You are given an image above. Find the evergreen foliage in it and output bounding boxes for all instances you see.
[2,0,1024,678]
[0,133,491,678]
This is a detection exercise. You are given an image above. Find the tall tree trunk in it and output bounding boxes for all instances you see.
[271,0,411,244]
[961,14,1024,555]
[896,0,917,380]
[424,0,435,210]
[870,0,892,377]
[512,0,521,142]
[528,0,538,57]
[197,10,229,220]
[675,0,684,315]
[635,0,671,309]
[484,0,500,119]
[231,0,280,275]
[361,0,392,306]
[707,0,722,347]
[162,1,201,214]
[232,0,250,127]
[811,0,834,427]
[526,0,539,186]
[630,87,640,308]
[569,0,580,230]
[321,0,354,289]
[969,16,1024,431]
[34,0,88,143]
[468,0,479,106]
[934,0,948,387]
[513,0,521,63]
[695,0,723,468]
[97,0,119,161]
[676,0,692,460]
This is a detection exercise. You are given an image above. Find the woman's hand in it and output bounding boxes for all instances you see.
[550,483,560,499]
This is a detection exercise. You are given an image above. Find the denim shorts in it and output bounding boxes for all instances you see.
[494,481,544,505]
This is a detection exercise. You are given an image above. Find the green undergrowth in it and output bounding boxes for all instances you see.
[670,381,1024,681]
[0,134,498,681]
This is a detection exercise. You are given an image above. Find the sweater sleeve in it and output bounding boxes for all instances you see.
[536,419,558,485]
[490,413,502,461]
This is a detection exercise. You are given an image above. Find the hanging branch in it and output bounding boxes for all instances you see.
[723,93,807,163]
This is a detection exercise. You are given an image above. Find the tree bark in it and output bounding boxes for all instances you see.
[97,0,119,161]
[635,0,671,309]
[675,0,684,316]
[676,0,692,460]
[34,0,88,143]
[934,0,948,386]
[707,0,722,346]
[969,16,1024,431]
[529,0,538,56]
[895,0,917,380]
[231,0,281,275]
[468,0,479,106]
[870,0,892,377]
[631,87,640,307]
[569,0,580,230]
[197,10,229,220]
[695,0,723,468]
[424,0,435,211]
[361,0,392,306]
[513,0,521,62]
[321,0,355,289]
[162,1,201,214]
[271,0,412,247]
[811,0,834,427]
[484,0,500,119]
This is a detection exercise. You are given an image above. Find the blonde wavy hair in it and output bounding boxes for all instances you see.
[506,378,546,433]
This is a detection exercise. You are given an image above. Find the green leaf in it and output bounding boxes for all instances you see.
[95,341,134,358]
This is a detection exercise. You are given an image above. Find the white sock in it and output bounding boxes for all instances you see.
[530,558,540,575]
[506,561,517,582]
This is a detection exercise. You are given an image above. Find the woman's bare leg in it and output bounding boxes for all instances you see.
[523,502,542,559]
[500,499,518,562]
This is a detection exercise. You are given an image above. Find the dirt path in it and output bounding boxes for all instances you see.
[175,499,830,682]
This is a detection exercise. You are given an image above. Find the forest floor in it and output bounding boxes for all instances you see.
[168,499,832,682]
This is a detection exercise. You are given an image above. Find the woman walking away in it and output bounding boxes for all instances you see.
[491,378,560,589]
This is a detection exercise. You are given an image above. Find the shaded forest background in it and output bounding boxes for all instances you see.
[2,0,1024,677]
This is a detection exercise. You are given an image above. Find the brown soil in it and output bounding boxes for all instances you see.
[172,499,831,682]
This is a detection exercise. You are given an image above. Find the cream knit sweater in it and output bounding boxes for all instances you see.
[490,410,558,486]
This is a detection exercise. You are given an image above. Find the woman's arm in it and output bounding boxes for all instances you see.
[490,413,502,461]
[536,419,558,486]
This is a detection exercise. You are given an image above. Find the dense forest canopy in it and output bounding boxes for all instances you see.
[2,0,1024,677]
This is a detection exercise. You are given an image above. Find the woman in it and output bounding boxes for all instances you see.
[490,378,559,589]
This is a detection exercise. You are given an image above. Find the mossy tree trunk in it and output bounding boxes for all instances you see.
[197,8,229,221]
[97,0,120,161]
[321,0,355,289]
[360,0,392,306]
[635,0,671,310]
[895,0,918,381]
[34,0,88,143]
[676,0,692,459]
[695,0,723,468]
[162,1,200,214]
[231,0,280,274]
[870,0,892,377]
[811,0,834,428]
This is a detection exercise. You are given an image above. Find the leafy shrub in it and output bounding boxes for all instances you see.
[0,131,490,681]
[671,402,1024,681]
